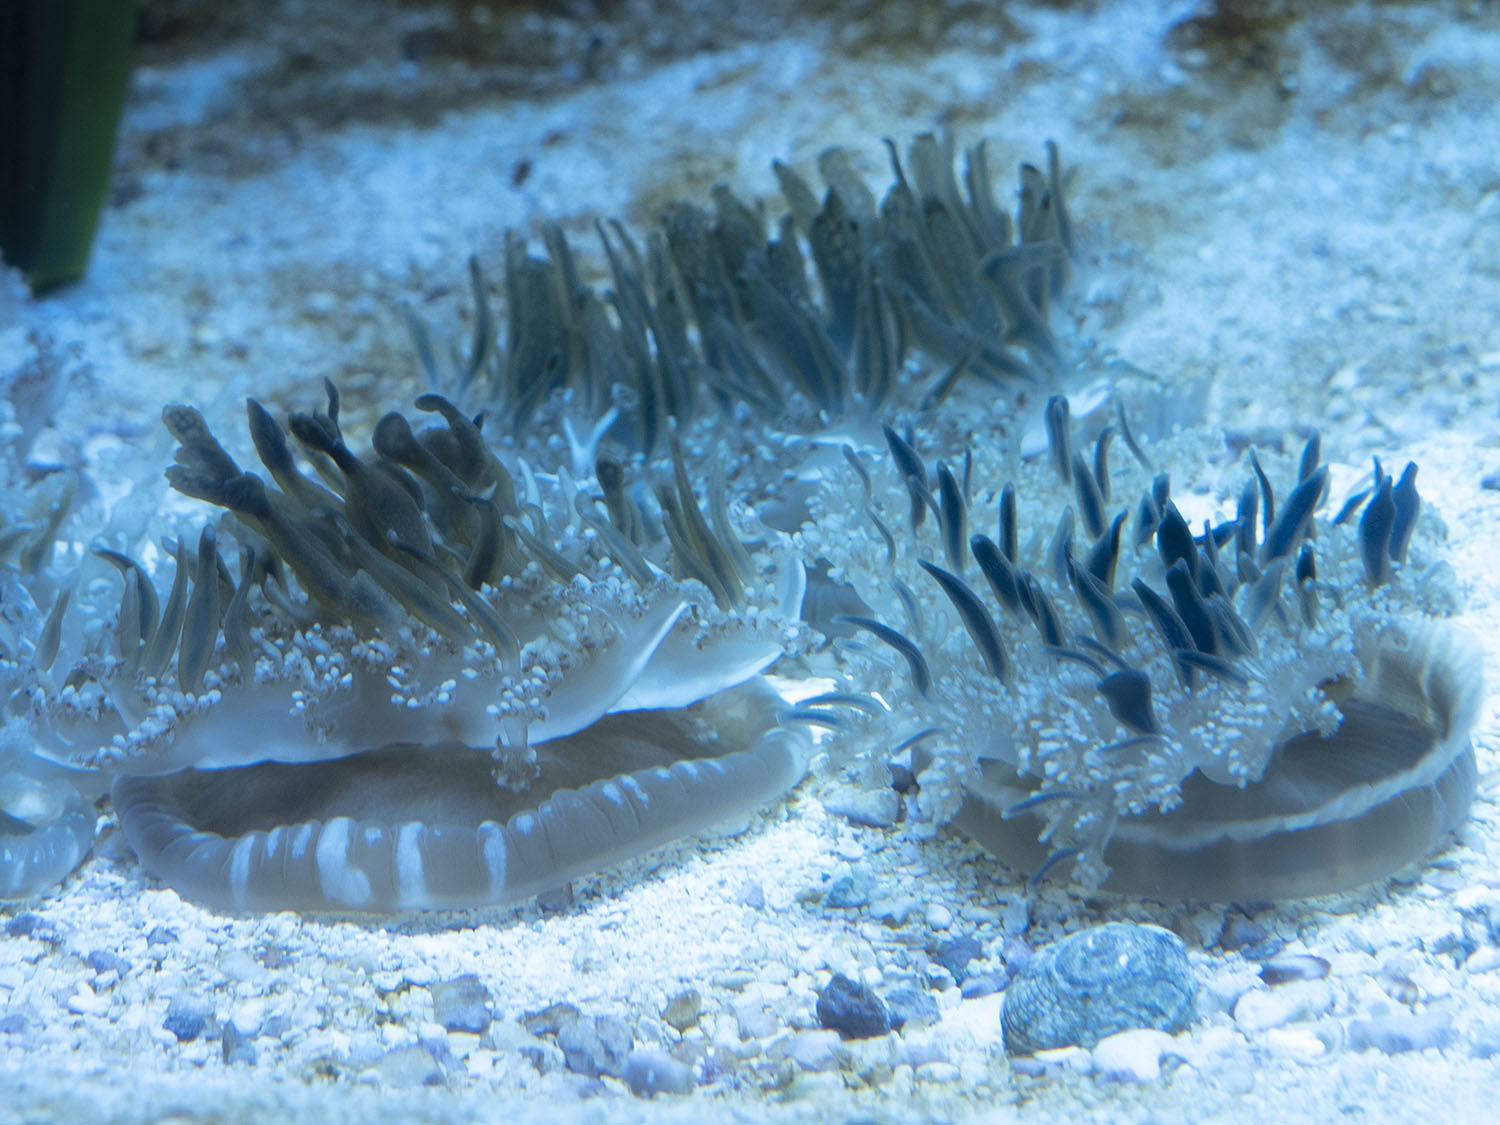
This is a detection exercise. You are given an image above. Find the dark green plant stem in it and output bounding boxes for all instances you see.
[1,0,135,293]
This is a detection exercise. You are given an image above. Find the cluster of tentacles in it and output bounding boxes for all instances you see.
[407,135,1070,463]
[0,132,1481,917]
[811,395,1479,900]
[4,382,810,911]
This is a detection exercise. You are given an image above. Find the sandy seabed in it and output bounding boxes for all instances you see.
[4,1,1500,1120]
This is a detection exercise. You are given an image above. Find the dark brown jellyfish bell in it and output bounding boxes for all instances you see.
[827,393,1482,902]
[955,618,1481,901]
[86,387,813,914]
[112,681,809,914]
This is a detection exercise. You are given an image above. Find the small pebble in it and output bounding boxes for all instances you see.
[899,1036,948,1068]
[1427,931,1476,967]
[1199,966,1260,1016]
[401,962,436,988]
[999,897,1029,935]
[1010,1045,1091,1077]
[822,786,901,828]
[789,1029,841,1071]
[934,935,982,983]
[380,1022,416,1049]
[884,986,941,1031]
[1347,1009,1455,1055]
[1464,946,1500,974]
[1091,1028,1174,1083]
[824,873,870,909]
[536,883,574,912]
[1380,972,1421,1006]
[67,983,109,1017]
[661,989,703,1033]
[923,962,956,991]
[1264,1025,1333,1062]
[221,1021,257,1065]
[1183,1024,1249,1067]
[869,897,922,925]
[1219,916,1285,959]
[4,914,43,939]
[345,1034,386,1070]
[817,973,891,1040]
[430,974,492,1034]
[556,1018,610,1078]
[1260,954,1330,985]
[518,1043,563,1075]
[1219,916,1269,952]
[595,1015,634,1076]
[833,838,866,861]
[623,1048,693,1096]
[229,998,266,1038]
[1468,1021,1500,1059]
[85,950,130,976]
[564,1014,630,1086]
[163,995,213,1043]
[420,1023,452,1056]
[738,879,765,910]
[217,949,262,983]
[1456,886,1500,946]
[1233,981,1334,1033]
[915,1060,960,1083]
[378,1044,445,1087]
[999,935,1032,979]
[960,972,1004,1000]
[734,1000,777,1041]
[523,1002,581,1038]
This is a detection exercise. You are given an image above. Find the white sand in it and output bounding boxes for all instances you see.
[4,1,1500,1119]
